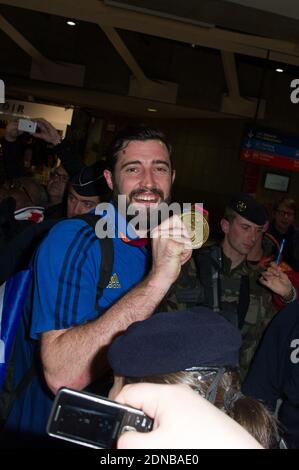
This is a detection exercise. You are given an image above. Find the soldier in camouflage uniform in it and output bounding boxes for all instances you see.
[219,249,274,381]
[164,193,296,380]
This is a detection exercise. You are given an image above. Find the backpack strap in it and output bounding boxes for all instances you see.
[237,275,250,329]
[193,244,222,311]
[96,237,114,302]
[75,213,114,301]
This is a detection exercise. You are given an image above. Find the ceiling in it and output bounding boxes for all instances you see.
[227,0,299,21]
[1,0,299,120]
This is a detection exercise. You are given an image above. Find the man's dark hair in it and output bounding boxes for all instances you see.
[105,126,174,173]
[223,206,238,223]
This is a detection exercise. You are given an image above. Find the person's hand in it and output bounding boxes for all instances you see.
[115,383,263,449]
[4,121,23,142]
[32,118,62,146]
[150,215,192,285]
[260,261,294,298]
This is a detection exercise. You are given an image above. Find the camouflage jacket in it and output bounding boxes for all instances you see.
[162,247,276,380]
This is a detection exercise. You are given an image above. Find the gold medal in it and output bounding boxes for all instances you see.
[180,209,209,249]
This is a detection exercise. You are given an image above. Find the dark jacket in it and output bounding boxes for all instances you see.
[268,222,299,272]
[0,219,58,285]
[243,300,299,449]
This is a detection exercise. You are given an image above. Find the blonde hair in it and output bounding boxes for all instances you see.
[124,368,279,449]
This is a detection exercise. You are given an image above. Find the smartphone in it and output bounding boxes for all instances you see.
[47,387,153,449]
[18,118,37,133]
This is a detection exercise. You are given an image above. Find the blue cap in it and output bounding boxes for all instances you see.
[70,161,109,197]
[108,307,241,377]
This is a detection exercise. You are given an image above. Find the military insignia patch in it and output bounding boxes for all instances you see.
[236,201,247,212]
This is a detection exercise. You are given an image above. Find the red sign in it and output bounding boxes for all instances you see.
[240,127,299,173]
[240,149,299,172]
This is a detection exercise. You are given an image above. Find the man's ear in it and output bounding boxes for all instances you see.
[220,218,230,234]
[263,221,269,232]
[104,169,113,190]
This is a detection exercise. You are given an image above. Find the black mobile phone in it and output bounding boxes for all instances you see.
[47,387,153,449]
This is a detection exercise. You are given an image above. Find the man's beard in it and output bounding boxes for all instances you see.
[113,185,171,233]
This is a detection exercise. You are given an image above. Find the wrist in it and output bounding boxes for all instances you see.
[52,136,62,147]
[146,271,173,293]
[281,284,297,303]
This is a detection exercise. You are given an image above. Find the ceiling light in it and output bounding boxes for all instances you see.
[67,21,76,26]
[147,108,157,112]
[276,68,284,73]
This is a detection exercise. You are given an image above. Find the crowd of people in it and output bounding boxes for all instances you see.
[0,120,299,449]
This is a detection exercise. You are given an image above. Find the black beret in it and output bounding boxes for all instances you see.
[107,308,241,377]
[228,192,267,225]
[70,161,109,197]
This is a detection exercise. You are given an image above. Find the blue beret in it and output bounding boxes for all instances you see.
[228,192,267,225]
[107,308,241,377]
